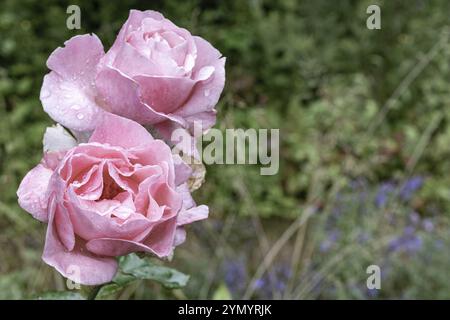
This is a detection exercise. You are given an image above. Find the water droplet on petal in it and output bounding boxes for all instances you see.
[77,113,85,120]
[204,89,210,97]
[71,105,81,110]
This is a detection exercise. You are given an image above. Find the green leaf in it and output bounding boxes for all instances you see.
[95,284,123,300]
[112,270,136,287]
[36,291,85,300]
[87,270,136,300]
[119,253,189,289]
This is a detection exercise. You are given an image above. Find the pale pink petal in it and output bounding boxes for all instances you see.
[72,163,104,200]
[134,75,195,113]
[132,164,162,184]
[152,182,182,219]
[143,217,177,257]
[54,203,75,251]
[67,188,152,241]
[41,34,106,131]
[95,66,168,124]
[86,238,159,257]
[89,113,154,149]
[131,141,176,185]
[192,36,222,70]
[43,200,117,285]
[107,163,138,196]
[112,42,177,77]
[86,213,178,258]
[42,151,67,171]
[177,205,209,226]
[174,227,186,246]
[134,173,164,215]
[101,10,164,66]
[112,192,136,219]
[173,154,193,186]
[113,40,184,77]
[57,151,100,182]
[177,183,196,211]
[86,214,177,259]
[17,164,53,222]
[43,124,77,153]
[174,56,225,125]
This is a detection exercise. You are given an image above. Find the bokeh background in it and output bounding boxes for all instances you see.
[1,0,450,299]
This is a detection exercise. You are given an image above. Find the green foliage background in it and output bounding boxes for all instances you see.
[1,0,450,299]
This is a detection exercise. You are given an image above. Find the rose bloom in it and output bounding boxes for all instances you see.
[40,9,225,136]
[17,114,207,285]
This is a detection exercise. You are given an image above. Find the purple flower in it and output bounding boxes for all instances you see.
[422,219,434,232]
[254,278,266,289]
[375,182,395,208]
[253,264,292,298]
[388,229,422,254]
[367,288,380,298]
[408,212,421,226]
[224,259,247,296]
[320,230,340,252]
[399,176,424,201]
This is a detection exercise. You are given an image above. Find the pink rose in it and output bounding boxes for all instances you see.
[40,9,226,136]
[17,114,207,285]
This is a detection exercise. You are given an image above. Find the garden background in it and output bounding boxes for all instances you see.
[1,0,450,299]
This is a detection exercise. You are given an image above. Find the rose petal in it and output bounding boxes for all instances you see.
[42,199,117,285]
[101,10,165,66]
[67,188,153,241]
[173,154,193,186]
[54,203,75,251]
[134,75,195,114]
[43,124,77,153]
[177,205,209,226]
[95,66,168,124]
[41,34,106,131]
[143,217,177,257]
[177,183,196,211]
[174,227,186,246]
[86,238,159,257]
[174,56,225,126]
[89,113,154,149]
[113,41,182,77]
[17,164,53,222]
[88,217,178,258]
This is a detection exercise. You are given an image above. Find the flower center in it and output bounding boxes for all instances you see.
[100,173,124,200]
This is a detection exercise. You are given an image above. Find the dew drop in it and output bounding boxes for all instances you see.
[204,89,210,97]
[71,105,81,110]
[77,113,85,120]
